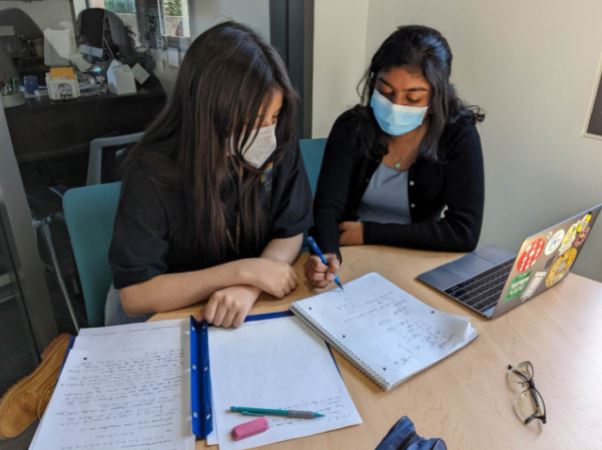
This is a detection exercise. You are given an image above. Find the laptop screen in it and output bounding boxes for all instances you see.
[493,205,601,318]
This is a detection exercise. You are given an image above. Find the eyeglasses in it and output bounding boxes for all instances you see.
[506,361,546,425]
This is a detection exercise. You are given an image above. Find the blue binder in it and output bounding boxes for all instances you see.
[189,317,213,439]
[189,311,294,439]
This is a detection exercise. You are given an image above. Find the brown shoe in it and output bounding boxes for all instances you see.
[0,333,72,439]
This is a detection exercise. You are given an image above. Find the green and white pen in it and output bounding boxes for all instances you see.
[230,406,325,419]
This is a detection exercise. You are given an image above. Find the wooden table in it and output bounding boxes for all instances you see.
[152,246,602,450]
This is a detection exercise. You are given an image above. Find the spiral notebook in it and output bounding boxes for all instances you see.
[290,272,478,391]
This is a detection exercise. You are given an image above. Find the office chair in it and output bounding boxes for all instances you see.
[299,138,327,196]
[63,182,121,327]
[25,184,81,333]
[87,132,143,185]
[25,131,141,332]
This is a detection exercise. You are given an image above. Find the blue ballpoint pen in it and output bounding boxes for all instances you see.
[306,236,344,290]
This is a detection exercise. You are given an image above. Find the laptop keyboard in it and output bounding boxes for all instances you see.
[444,260,514,313]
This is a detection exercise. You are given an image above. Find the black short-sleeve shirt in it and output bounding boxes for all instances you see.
[109,141,313,289]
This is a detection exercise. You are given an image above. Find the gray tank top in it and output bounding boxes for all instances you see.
[357,163,411,224]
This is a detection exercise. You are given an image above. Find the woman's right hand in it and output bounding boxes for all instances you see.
[304,254,340,289]
[238,258,298,298]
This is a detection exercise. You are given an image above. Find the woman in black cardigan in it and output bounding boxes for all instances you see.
[306,25,485,288]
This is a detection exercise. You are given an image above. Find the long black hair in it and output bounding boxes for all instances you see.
[356,25,484,161]
[125,21,297,265]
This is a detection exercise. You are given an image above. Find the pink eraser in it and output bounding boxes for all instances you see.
[231,417,269,441]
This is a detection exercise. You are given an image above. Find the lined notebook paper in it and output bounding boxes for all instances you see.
[290,273,478,391]
[208,314,362,450]
[29,320,194,450]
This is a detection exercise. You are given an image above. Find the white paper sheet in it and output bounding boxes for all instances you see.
[291,272,478,390]
[205,396,219,446]
[29,320,194,450]
[209,315,362,450]
[74,319,186,352]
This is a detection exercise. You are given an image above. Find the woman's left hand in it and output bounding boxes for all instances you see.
[202,285,261,328]
[339,221,364,246]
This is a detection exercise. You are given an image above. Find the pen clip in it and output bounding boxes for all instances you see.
[240,411,264,416]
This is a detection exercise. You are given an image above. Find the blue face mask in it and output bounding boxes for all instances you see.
[370,89,428,136]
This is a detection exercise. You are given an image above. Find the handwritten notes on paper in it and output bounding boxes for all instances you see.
[291,272,478,390]
[30,320,194,450]
[208,315,362,450]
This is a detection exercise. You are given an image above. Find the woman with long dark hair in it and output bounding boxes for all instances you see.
[107,21,312,326]
[306,25,485,288]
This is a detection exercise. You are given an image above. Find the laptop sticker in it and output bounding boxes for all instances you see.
[578,212,592,230]
[520,271,547,302]
[574,213,593,248]
[545,247,577,287]
[558,223,578,255]
[544,229,565,255]
[505,271,532,302]
[516,237,545,273]
[574,226,591,248]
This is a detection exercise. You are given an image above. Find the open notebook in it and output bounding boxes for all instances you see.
[31,316,360,450]
[290,273,478,391]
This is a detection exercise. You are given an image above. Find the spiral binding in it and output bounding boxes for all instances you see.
[291,304,390,390]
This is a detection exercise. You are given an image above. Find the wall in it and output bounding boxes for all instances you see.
[312,0,602,281]
[188,0,269,41]
[311,0,369,138]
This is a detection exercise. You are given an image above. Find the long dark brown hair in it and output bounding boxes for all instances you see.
[356,25,484,161]
[125,21,297,265]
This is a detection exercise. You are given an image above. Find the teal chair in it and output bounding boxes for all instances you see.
[299,138,326,251]
[299,138,326,196]
[63,182,121,327]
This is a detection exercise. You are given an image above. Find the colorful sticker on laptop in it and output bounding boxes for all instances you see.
[578,212,592,232]
[574,213,593,248]
[519,271,547,302]
[558,223,578,255]
[516,238,545,273]
[544,229,565,256]
[545,247,577,287]
[574,225,591,248]
[505,272,532,301]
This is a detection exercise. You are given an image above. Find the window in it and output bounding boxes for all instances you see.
[158,0,190,38]
[101,0,136,14]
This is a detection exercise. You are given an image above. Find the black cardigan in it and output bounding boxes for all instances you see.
[312,108,484,256]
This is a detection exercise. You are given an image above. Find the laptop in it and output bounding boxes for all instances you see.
[417,204,601,319]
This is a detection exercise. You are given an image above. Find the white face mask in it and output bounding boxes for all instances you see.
[238,124,278,168]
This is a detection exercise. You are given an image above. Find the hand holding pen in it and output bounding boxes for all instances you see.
[304,236,344,290]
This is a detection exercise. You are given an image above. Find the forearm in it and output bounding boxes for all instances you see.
[261,234,303,264]
[119,260,247,315]
[363,217,480,252]
[207,235,303,307]
[121,236,304,315]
